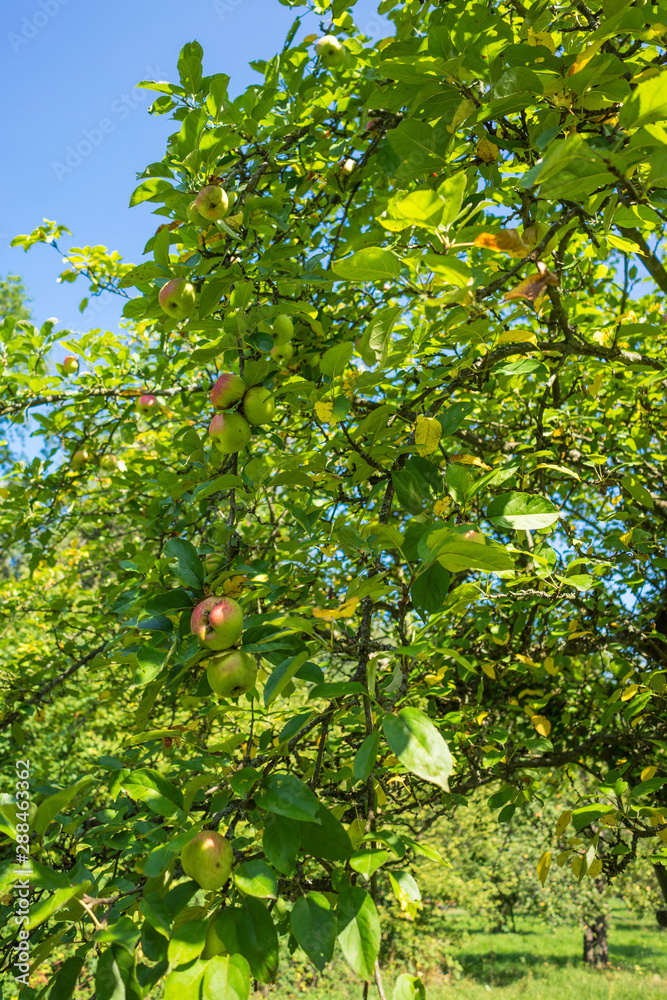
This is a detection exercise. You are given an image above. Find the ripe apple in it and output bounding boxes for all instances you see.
[208,412,251,454]
[272,314,294,343]
[180,831,233,890]
[207,648,257,698]
[210,372,247,411]
[196,185,229,221]
[191,595,243,650]
[271,341,294,364]
[315,35,345,68]
[136,394,159,417]
[158,278,197,320]
[99,454,118,472]
[71,449,89,469]
[187,199,208,227]
[62,356,79,375]
[243,386,276,426]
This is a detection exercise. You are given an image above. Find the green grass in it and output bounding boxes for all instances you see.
[263,903,667,1000]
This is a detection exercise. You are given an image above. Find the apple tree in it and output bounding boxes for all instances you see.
[1,0,667,996]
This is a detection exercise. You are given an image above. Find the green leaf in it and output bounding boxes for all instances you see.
[261,774,320,822]
[164,537,205,588]
[387,119,449,178]
[178,41,204,94]
[121,768,184,817]
[410,562,450,615]
[393,972,427,1000]
[263,652,309,706]
[290,892,337,971]
[349,848,391,880]
[28,883,90,930]
[320,342,354,378]
[486,492,561,530]
[621,474,654,510]
[298,804,353,862]
[167,918,207,966]
[129,178,173,207]
[118,262,166,289]
[201,954,251,1000]
[388,869,422,920]
[426,528,514,573]
[234,860,278,898]
[234,898,279,983]
[620,71,667,128]
[336,886,381,980]
[262,812,301,875]
[48,951,88,1000]
[383,708,453,792]
[353,732,381,783]
[332,248,401,283]
[34,777,93,836]
[163,959,207,1000]
[95,945,142,1000]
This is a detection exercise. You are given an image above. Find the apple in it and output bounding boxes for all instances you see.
[187,199,208,227]
[63,356,79,375]
[136,394,159,416]
[208,412,251,454]
[271,341,294,363]
[158,278,197,320]
[210,372,247,411]
[315,35,345,68]
[207,648,257,698]
[191,595,243,650]
[341,158,356,176]
[272,314,294,343]
[243,386,276,426]
[71,449,89,469]
[202,911,239,960]
[99,454,118,472]
[196,185,229,221]
[180,831,233,890]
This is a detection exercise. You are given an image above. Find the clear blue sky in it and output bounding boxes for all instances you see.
[0,0,386,336]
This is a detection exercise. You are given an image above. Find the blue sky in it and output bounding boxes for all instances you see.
[0,0,386,337]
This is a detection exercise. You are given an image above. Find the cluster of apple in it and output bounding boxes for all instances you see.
[70,448,118,472]
[208,368,276,454]
[190,595,257,698]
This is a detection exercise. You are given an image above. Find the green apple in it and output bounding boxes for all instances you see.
[243,386,276,426]
[191,595,244,650]
[271,341,294,364]
[187,199,208,227]
[71,449,89,469]
[158,278,197,320]
[207,648,257,698]
[202,911,240,960]
[136,394,159,417]
[62,356,79,375]
[315,35,345,68]
[196,185,229,221]
[208,412,251,454]
[341,158,356,176]
[180,831,233,890]
[210,372,247,411]
[99,454,118,472]
[272,314,294,343]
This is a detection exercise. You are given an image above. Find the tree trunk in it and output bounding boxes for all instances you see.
[582,915,608,966]
[654,863,667,927]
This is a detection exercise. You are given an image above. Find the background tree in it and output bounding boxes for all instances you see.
[1,1,667,997]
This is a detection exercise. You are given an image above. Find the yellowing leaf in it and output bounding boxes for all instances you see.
[447,98,476,133]
[449,453,492,469]
[537,850,551,886]
[474,228,529,257]
[527,28,555,53]
[531,715,551,737]
[641,766,657,781]
[433,497,452,518]
[0,488,9,499]
[476,138,499,163]
[586,372,604,398]
[415,415,442,457]
[587,858,603,878]
[223,575,246,597]
[619,529,634,548]
[555,810,572,837]
[503,262,560,302]
[498,328,537,346]
[481,662,496,680]
[543,656,558,676]
[621,684,639,701]
[314,400,334,423]
[313,596,360,621]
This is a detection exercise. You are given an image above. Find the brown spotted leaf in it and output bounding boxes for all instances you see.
[503,261,559,302]
[474,229,529,257]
